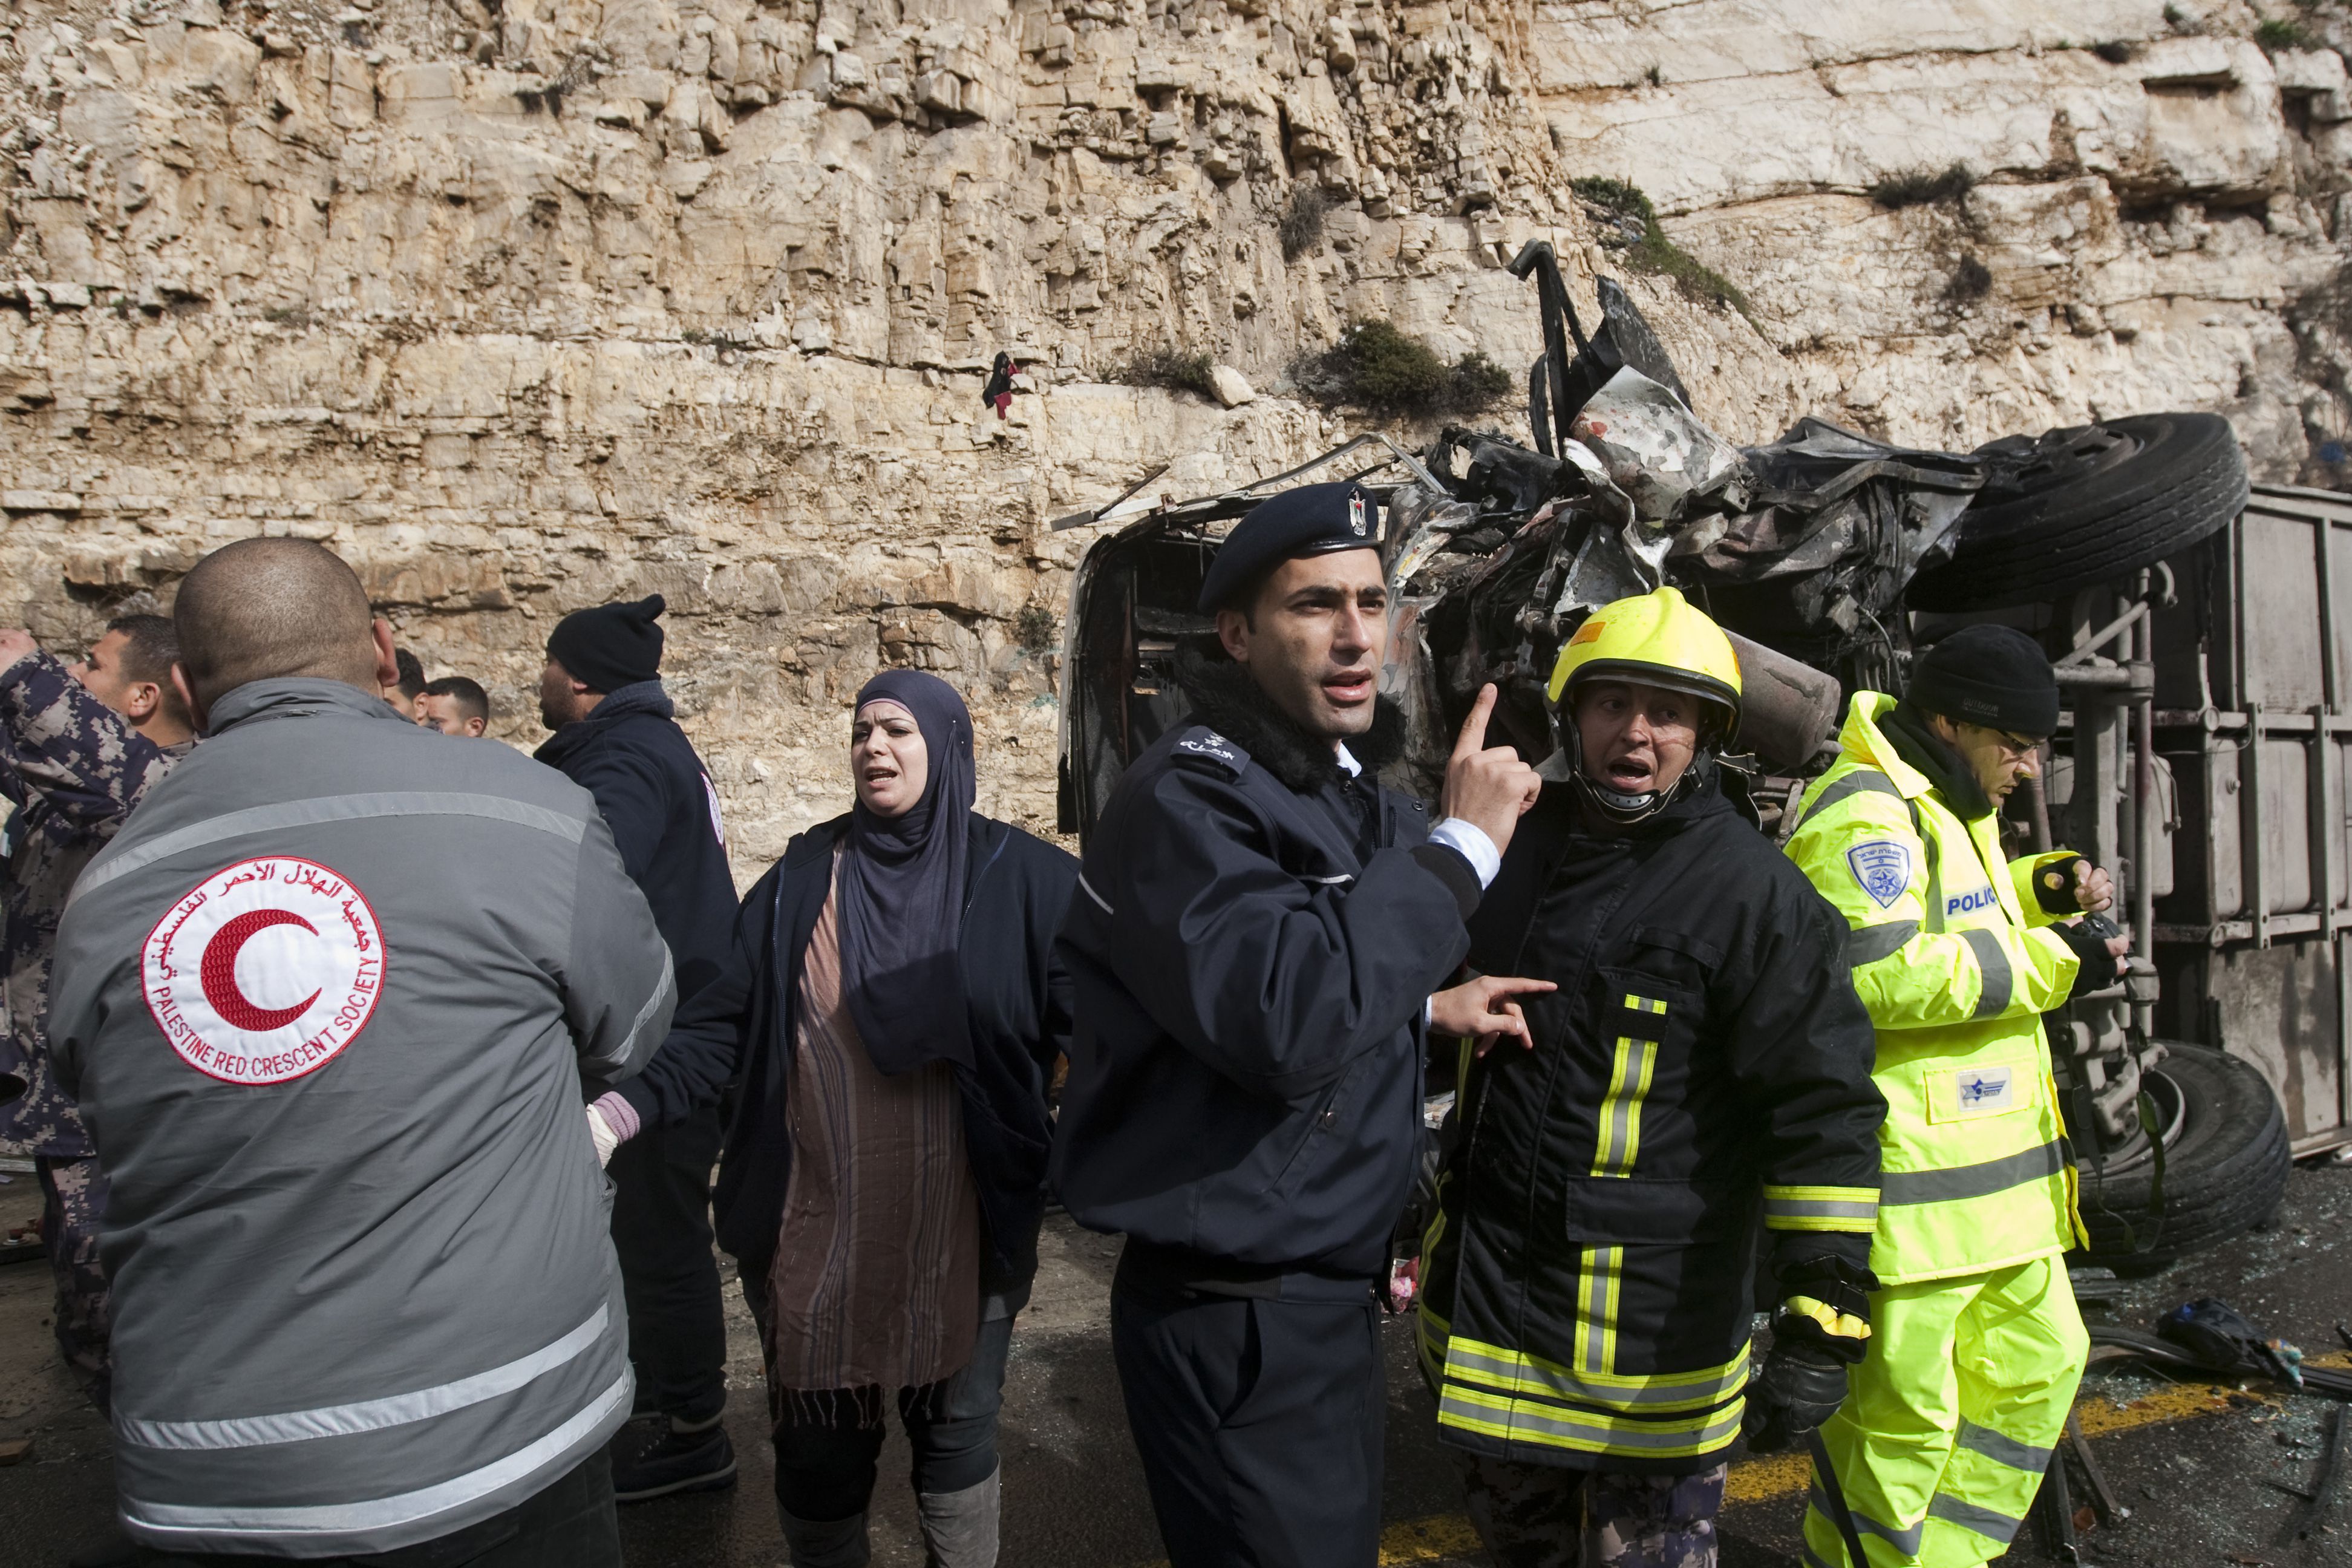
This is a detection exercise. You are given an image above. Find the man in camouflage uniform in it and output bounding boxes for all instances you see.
[0,615,194,1410]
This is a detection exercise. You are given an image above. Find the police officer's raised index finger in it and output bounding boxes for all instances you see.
[1454,684,1498,759]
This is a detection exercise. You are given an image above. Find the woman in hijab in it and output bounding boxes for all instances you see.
[590,670,1077,1568]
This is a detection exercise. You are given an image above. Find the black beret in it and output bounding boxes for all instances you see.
[1197,480,1383,614]
[1907,624,2059,737]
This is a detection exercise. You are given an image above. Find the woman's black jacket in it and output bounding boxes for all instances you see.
[611,812,1079,1292]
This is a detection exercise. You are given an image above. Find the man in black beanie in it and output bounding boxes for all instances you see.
[1781,622,2126,1568]
[537,593,742,1501]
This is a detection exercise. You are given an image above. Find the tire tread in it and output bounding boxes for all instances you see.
[2073,1045,2290,1273]
[1909,414,2249,612]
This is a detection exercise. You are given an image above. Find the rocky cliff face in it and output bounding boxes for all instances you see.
[0,0,2342,874]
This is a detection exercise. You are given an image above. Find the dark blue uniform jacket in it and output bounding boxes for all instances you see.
[613,813,1079,1293]
[1051,656,1477,1290]
[535,680,737,1000]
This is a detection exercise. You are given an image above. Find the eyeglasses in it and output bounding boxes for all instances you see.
[1982,728,2043,763]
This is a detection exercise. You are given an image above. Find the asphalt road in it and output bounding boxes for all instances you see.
[3,1164,2350,1567]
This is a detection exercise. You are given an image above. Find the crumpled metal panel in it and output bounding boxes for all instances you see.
[1550,448,1661,615]
[1388,485,1481,592]
[1673,417,1984,639]
[1568,367,1750,526]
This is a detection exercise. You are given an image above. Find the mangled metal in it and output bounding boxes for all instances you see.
[1054,246,2292,1278]
[1567,366,1748,528]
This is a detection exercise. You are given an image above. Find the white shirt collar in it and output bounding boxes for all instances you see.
[1333,742,1362,777]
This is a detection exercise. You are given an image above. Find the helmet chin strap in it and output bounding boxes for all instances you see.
[1564,719,1720,827]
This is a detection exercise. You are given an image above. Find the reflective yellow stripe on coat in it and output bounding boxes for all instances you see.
[1783,691,2083,1286]
[1422,1308,1749,1460]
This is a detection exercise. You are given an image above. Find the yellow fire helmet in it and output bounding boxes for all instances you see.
[1546,585,1744,736]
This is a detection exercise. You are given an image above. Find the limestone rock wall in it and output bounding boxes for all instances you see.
[0,0,2345,879]
[1544,4,2352,464]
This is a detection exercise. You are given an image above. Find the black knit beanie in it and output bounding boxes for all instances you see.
[1906,624,2059,737]
[546,593,666,694]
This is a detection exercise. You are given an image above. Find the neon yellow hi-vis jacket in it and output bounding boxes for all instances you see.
[1785,691,2086,1287]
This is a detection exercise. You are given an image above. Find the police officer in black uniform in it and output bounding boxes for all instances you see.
[1052,481,1548,1568]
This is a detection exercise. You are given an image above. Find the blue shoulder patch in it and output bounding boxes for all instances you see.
[1169,727,1250,777]
[1846,840,1913,911]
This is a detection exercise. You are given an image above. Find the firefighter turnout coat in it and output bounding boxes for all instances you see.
[1782,691,2086,1287]
[1419,778,1886,1471]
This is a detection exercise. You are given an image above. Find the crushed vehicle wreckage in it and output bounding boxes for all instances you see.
[1054,240,2302,1273]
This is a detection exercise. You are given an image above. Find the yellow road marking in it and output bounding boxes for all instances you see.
[1726,1450,1812,1503]
[1356,1363,2310,1566]
[2077,1380,2272,1436]
[1376,1514,1485,1564]
[1143,1357,2335,1566]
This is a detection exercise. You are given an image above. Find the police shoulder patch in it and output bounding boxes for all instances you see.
[1845,839,1913,911]
[1170,727,1250,778]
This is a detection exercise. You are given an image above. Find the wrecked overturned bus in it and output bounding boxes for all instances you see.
[1054,241,2310,1276]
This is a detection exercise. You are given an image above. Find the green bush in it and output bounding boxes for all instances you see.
[2256,19,2313,51]
[1570,175,1655,229]
[1452,350,1513,405]
[1116,346,1220,399]
[1290,320,1513,417]
[1569,177,1755,324]
[1338,319,1447,408]
[1870,163,1975,209]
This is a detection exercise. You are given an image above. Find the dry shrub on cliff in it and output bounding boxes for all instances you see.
[1290,321,1511,417]
[1944,254,1994,305]
[1116,347,1221,400]
[1014,604,1056,654]
[1569,177,1755,324]
[1279,185,1333,263]
[1870,163,1975,209]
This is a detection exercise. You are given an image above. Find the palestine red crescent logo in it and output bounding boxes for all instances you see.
[140,857,386,1086]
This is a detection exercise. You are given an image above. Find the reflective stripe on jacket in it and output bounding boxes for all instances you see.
[1784,691,2083,1287]
[48,679,676,1557]
[1420,780,1884,1472]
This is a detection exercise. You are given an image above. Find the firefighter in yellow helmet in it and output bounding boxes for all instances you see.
[1783,625,2127,1568]
[1418,587,1887,1568]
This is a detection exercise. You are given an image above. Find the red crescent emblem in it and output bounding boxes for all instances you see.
[145,857,385,1085]
[198,909,322,1033]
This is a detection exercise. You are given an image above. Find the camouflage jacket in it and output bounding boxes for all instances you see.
[0,651,188,1157]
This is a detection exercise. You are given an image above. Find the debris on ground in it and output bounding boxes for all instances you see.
[2086,1298,2352,1402]
[2278,1404,2347,1546]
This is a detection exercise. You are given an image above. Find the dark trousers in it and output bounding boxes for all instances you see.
[607,1105,728,1422]
[1109,1259,1385,1568]
[742,1256,1013,1521]
[137,1454,619,1567]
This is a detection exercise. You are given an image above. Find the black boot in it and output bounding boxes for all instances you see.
[608,1411,737,1502]
[779,1508,871,1567]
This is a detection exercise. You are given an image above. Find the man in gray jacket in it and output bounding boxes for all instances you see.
[48,538,676,1563]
